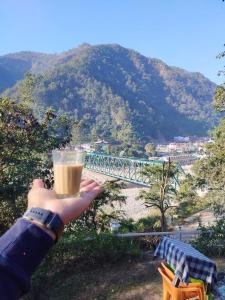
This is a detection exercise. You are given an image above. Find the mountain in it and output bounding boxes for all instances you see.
[0,44,218,143]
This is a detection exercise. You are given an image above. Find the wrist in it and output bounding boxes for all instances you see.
[23,207,64,242]
[25,218,57,241]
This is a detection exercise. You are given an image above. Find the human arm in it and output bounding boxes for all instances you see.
[0,179,102,299]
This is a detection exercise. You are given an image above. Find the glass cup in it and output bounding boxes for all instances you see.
[52,149,85,198]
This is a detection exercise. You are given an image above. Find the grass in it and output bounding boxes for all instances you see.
[24,254,162,300]
[214,258,225,273]
[23,254,225,300]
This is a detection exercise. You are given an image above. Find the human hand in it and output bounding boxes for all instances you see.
[28,178,103,226]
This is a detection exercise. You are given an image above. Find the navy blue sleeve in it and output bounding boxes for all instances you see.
[0,218,54,300]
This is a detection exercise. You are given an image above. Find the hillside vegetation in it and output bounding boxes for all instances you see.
[1,43,217,143]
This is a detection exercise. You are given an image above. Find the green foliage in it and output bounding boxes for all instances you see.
[138,160,180,231]
[18,73,40,105]
[192,218,225,257]
[145,143,156,157]
[102,144,111,154]
[175,175,208,219]
[0,200,17,233]
[202,190,225,218]
[119,216,161,233]
[32,231,141,287]
[214,84,225,112]
[0,97,71,232]
[118,218,137,232]
[136,216,161,231]
[70,120,82,145]
[1,44,218,144]
[215,49,225,112]
[193,119,225,194]
[67,180,126,232]
[192,47,225,218]
[117,143,144,158]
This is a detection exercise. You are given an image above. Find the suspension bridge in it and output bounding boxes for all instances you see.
[85,153,183,186]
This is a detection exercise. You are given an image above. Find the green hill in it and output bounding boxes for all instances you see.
[0,44,217,143]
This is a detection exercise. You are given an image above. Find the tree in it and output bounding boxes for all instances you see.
[192,46,225,215]
[145,143,156,157]
[18,73,44,107]
[90,127,99,142]
[193,121,225,189]
[103,144,111,155]
[18,73,37,104]
[71,121,81,145]
[0,97,71,233]
[71,117,92,145]
[137,159,180,231]
[175,174,203,219]
[193,118,225,215]
[215,49,225,112]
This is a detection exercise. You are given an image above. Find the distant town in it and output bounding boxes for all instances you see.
[80,136,212,168]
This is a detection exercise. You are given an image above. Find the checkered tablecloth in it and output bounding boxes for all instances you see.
[154,236,218,295]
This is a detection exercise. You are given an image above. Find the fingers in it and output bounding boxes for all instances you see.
[80,179,95,188]
[80,181,99,192]
[86,185,103,197]
[32,179,45,189]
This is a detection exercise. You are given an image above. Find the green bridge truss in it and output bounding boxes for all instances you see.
[85,153,183,187]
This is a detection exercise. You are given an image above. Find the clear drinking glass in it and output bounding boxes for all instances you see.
[52,149,85,198]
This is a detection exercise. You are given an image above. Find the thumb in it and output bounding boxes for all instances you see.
[32,179,45,189]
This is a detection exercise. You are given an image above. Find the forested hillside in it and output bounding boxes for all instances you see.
[0,44,217,143]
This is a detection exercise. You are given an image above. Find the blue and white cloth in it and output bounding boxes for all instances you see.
[154,236,218,295]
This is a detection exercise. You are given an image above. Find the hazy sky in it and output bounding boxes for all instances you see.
[1,0,224,83]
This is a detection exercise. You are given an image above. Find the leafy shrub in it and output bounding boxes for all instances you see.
[119,216,160,233]
[32,231,141,286]
[192,218,225,257]
[118,218,137,233]
[117,216,161,251]
[136,216,161,232]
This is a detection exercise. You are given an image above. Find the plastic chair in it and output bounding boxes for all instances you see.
[161,262,207,300]
[158,267,204,300]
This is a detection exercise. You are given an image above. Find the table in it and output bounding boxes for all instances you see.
[154,237,218,295]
